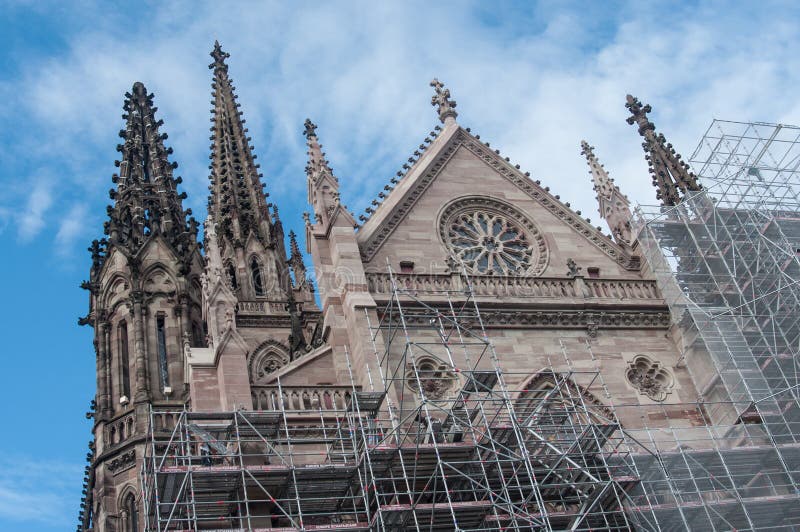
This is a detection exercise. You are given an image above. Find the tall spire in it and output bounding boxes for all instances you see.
[430,78,457,124]
[102,81,197,264]
[288,230,310,291]
[625,95,702,206]
[581,141,633,245]
[304,118,336,182]
[305,119,343,226]
[207,41,272,246]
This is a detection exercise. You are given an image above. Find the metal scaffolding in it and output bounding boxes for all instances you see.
[140,268,638,530]
[624,119,800,530]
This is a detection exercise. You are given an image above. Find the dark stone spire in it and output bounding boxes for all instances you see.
[626,95,702,206]
[100,81,197,270]
[288,230,311,291]
[207,41,272,247]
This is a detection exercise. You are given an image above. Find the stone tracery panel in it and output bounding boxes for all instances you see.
[405,355,458,399]
[248,340,290,384]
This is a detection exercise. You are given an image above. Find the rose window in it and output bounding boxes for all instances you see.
[447,210,535,274]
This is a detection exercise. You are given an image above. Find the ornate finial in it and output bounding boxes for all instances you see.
[566,258,582,278]
[625,94,701,206]
[625,94,654,135]
[209,40,230,70]
[303,118,317,138]
[430,78,457,123]
[580,140,595,159]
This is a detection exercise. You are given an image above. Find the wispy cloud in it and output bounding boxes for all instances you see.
[55,203,88,257]
[0,454,82,526]
[17,178,53,242]
[2,1,800,252]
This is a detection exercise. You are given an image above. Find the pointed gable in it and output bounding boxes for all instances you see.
[356,124,640,274]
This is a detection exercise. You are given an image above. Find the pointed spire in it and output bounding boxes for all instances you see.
[101,81,196,264]
[581,140,633,245]
[430,78,458,124]
[207,41,272,247]
[625,95,702,206]
[304,118,336,181]
[305,119,345,226]
[288,230,311,291]
[581,141,617,203]
[209,40,230,70]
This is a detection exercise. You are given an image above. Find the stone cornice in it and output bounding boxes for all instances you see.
[378,306,670,330]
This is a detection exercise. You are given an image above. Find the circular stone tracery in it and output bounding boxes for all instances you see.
[439,198,548,276]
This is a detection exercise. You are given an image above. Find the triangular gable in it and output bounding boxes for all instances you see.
[356,124,639,270]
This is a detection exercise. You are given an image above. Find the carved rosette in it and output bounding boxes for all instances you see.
[439,197,548,276]
[625,355,674,402]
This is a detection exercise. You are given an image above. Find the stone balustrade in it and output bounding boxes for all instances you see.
[365,272,661,301]
[251,385,360,412]
[237,300,290,314]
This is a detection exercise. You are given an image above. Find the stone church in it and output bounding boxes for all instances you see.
[77,42,739,532]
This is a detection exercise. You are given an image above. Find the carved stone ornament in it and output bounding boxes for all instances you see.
[405,356,458,399]
[249,340,290,384]
[108,449,136,475]
[439,197,548,276]
[626,355,674,402]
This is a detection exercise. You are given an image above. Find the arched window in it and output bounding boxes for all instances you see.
[251,257,265,297]
[118,321,131,400]
[124,493,138,532]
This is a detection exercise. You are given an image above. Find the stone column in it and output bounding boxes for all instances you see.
[175,293,190,388]
[131,291,150,402]
[105,324,113,411]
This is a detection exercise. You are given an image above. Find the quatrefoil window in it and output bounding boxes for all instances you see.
[626,355,674,402]
[440,198,547,276]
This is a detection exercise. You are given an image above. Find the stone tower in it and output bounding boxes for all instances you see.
[80,81,205,531]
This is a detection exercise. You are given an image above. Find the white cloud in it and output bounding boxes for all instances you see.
[0,454,81,526]
[55,203,88,257]
[2,1,800,254]
[17,179,53,241]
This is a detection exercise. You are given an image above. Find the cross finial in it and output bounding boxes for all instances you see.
[625,94,654,135]
[209,40,230,70]
[430,78,457,123]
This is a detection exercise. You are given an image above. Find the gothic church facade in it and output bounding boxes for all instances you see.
[80,43,701,531]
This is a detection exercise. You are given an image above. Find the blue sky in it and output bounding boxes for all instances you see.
[1,1,799,530]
